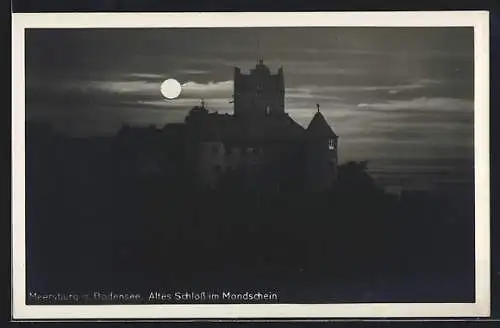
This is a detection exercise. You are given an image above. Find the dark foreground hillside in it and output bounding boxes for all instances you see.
[25,123,475,304]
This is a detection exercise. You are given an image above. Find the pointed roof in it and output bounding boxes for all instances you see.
[307,111,337,138]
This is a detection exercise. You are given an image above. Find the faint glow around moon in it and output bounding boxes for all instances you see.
[161,78,182,99]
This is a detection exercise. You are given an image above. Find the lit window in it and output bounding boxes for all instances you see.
[328,139,335,150]
[266,105,271,115]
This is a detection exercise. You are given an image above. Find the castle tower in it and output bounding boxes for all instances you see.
[233,59,285,118]
[304,104,339,191]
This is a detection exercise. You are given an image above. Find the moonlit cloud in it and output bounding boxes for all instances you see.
[181,80,233,97]
[124,73,166,80]
[356,97,473,113]
[294,78,443,95]
[176,69,211,75]
[88,80,160,95]
[285,86,344,101]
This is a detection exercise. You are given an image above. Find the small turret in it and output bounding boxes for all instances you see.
[304,104,339,191]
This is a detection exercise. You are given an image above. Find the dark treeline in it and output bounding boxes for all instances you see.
[25,122,475,303]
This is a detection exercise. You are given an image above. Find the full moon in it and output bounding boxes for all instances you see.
[160,78,182,99]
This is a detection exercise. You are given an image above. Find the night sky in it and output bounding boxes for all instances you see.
[25,27,475,192]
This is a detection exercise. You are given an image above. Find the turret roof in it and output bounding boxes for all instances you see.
[306,111,337,138]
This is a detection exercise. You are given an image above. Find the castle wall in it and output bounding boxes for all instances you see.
[304,138,338,191]
[195,142,268,190]
[197,141,226,189]
[192,136,338,193]
[225,145,266,189]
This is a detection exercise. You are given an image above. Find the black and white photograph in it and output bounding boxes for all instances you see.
[11,12,490,319]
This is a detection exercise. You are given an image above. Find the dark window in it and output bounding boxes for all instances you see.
[212,145,218,154]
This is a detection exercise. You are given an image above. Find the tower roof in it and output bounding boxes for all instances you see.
[307,111,337,138]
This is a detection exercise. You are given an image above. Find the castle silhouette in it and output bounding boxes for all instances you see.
[181,58,339,192]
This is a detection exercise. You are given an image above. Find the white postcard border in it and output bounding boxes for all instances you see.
[11,11,490,320]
